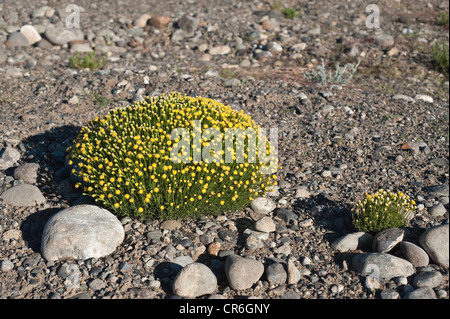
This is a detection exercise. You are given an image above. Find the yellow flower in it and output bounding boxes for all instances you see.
[114,203,120,208]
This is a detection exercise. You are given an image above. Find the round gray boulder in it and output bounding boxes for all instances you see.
[41,205,124,261]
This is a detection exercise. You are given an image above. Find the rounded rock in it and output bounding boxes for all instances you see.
[254,216,276,233]
[0,184,46,207]
[225,254,264,290]
[41,205,125,261]
[412,271,443,288]
[13,163,39,184]
[172,263,217,298]
[419,224,449,268]
[352,253,414,280]
[20,25,42,45]
[400,241,429,268]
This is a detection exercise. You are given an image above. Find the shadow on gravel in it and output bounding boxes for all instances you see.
[20,207,60,253]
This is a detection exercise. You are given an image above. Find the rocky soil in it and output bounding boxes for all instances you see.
[0,0,448,301]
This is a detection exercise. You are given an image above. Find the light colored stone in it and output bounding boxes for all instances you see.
[331,232,373,252]
[134,13,152,27]
[172,262,217,298]
[44,26,84,45]
[352,253,415,280]
[41,205,124,261]
[225,254,264,290]
[287,258,301,284]
[209,45,231,55]
[294,186,310,199]
[255,216,276,233]
[20,25,41,45]
[0,184,46,206]
[393,94,415,103]
[2,229,21,241]
[0,260,14,272]
[250,197,276,214]
[14,163,39,184]
[414,94,433,103]
[160,219,182,230]
[420,224,449,268]
[0,146,21,170]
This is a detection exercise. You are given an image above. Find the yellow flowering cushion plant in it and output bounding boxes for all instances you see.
[68,93,278,220]
[352,189,417,234]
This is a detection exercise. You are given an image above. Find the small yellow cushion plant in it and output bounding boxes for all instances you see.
[352,189,417,234]
[68,93,278,220]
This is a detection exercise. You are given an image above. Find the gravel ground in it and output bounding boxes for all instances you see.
[0,0,448,301]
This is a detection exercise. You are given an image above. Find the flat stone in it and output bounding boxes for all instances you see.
[70,43,92,53]
[250,197,276,214]
[331,232,374,252]
[352,253,415,280]
[266,262,287,285]
[393,94,415,103]
[413,271,443,288]
[373,228,404,252]
[20,25,42,45]
[254,216,276,233]
[403,287,437,299]
[44,26,84,45]
[0,146,21,170]
[13,163,39,184]
[160,220,182,230]
[6,32,30,48]
[41,205,124,261]
[225,254,264,290]
[428,203,447,217]
[172,262,217,298]
[0,184,46,206]
[414,94,433,103]
[419,224,449,268]
[209,45,231,55]
[400,241,429,268]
